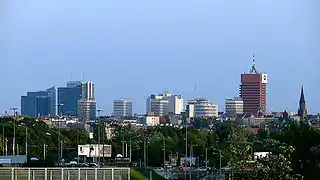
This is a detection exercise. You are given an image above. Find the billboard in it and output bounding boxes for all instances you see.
[169,154,179,166]
[78,144,112,157]
[180,157,196,166]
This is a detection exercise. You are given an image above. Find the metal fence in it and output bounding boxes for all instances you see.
[0,168,130,180]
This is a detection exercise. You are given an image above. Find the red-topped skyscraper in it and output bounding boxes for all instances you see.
[240,55,267,116]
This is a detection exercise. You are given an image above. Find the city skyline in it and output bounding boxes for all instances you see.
[1,1,319,114]
[11,80,312,117]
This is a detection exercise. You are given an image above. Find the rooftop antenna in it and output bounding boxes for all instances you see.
[82,72,85,82]
[250,54,258,74]
[69,72,72,81]
[193,84,197,99]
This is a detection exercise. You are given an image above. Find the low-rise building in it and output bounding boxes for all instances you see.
[225,97,243,117]
[145,114,160,126]
[188,99,218,118]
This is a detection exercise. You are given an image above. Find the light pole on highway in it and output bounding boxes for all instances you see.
[10,107,18,156]
[205,146,216,169]
[163,139,166,168]
[2,123,5,156]
[55,103,63,162]
[213,148,222,178]
[96,109,103,163]
[184,120,188,180]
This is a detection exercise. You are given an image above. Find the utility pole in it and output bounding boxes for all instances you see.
[163,139,166,168]
[213,148,222,179]
[219,150,222,178]
[5,138,8,156]
[60,140,63,161]
[2,124,4,156]
[77,133,79,164]
[144,137,147,170]
[25,127,28,157]
[185,121,188,180]
[56,104,63,162]
[205,148,208,169]
[10,107,18,156]
[96,109,102,163]
[122,135,125,156]
[189,144,192,180]
[44,144,46,162]
[129,138,132,162]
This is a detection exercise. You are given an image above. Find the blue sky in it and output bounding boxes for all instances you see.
[1,0,319,115]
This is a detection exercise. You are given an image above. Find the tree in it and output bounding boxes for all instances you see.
[255,139,303,180]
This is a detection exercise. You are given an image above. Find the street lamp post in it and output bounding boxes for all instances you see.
[96,109,102,163]
[10,107,18,156]
[213,148,222,178]
[163,139,166,169]
[205,146,216,169]
[189,144,197,180]
[55,103,63,162]
[129,138,132,162]
[5,138,8,156]
[43,144,48,162]
[205,147,208,169]
[25,127,28,157]
[185,121,188,180]
[144,137,147,170]
[2,124,4,156]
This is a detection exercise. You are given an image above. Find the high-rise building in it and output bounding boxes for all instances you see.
[58,81,83,116]
[146,91,183,116]
[58,81,96,119]
[188,99,218,118]
[21,87,56,117]
[78,99,96,122]
[225,97,243,117]
[46,87,56,116]
[298,86,307,122]
[113,98,132,117]
[77,81,96,122]
[240,55,267,116]
[82,81,95,100]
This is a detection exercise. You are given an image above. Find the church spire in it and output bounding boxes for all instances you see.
[300,86,305,103]
[298,86,307,122]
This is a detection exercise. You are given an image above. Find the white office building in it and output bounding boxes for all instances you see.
[188,99,218,118]
[146,91,183,116]
[113,98,133,117]
[82,81,95,100]
[225,97,243,117]
[145,115,160,126]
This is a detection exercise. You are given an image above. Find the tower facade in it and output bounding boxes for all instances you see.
[113,98,133,117]
[298,86,307,122]
[240,56,267,116]
[77,81,96,122]
[21,86,56,117]
[58,81,83,116]
[58,81,96,119]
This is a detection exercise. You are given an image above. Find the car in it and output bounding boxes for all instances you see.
[69,161,78,165]
[196,167,207,172]
[154,167,164,172]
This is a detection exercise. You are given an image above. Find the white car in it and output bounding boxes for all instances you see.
[154,167,164,172]
[69,161,78,165]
